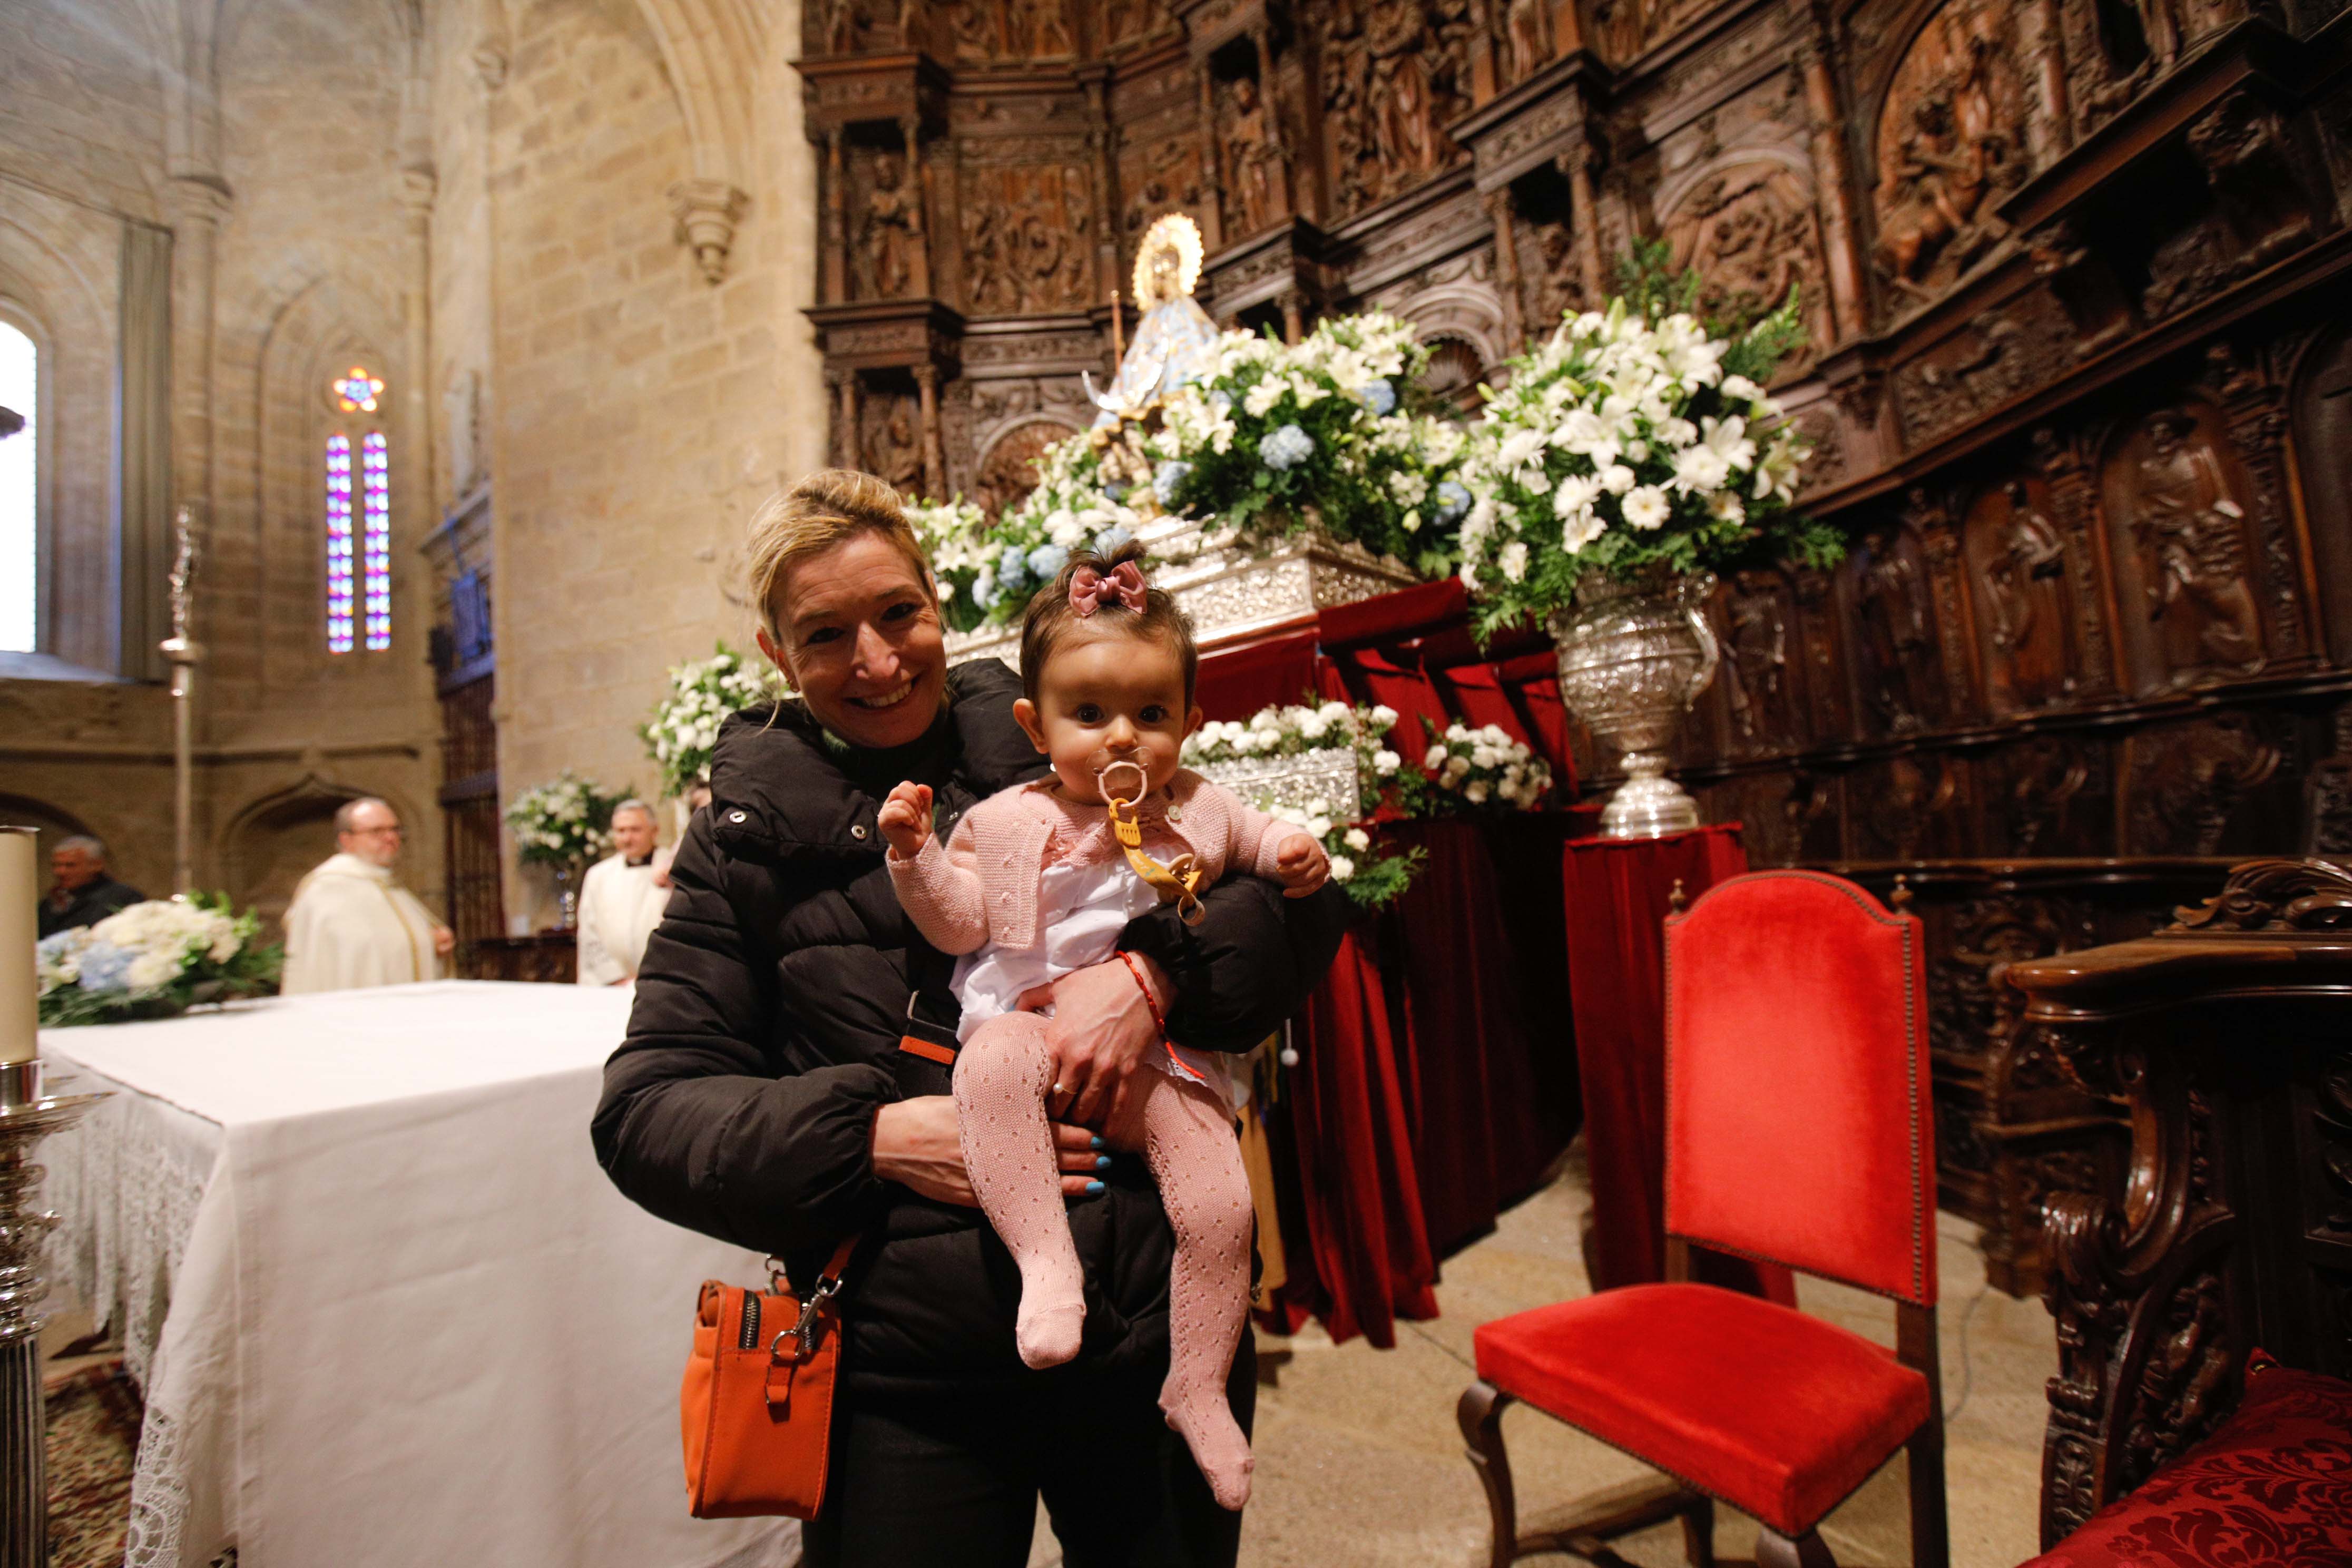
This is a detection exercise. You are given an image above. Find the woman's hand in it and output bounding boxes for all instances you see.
[1045,954,1170,1132]
[870,1096,1111,1206]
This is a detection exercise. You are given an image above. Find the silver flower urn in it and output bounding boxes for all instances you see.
[1548,571,1720,839]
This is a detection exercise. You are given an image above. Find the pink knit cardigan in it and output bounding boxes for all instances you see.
[889,770,1296,954]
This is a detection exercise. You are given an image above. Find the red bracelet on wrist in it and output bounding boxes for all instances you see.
[1115,950,1169,1042]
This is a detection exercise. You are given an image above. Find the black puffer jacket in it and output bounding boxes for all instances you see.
[593,661,1347,1395]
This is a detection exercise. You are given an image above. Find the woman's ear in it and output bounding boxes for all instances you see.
[754,629,793,685]
[1013,697,1050,754]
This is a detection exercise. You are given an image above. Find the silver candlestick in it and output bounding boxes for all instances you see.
[162,505,204,896]
[0,1059,105,1568]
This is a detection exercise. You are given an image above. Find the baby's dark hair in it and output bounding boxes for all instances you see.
[1018,541,1199,706]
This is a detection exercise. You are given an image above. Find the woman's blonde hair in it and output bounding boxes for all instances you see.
[744,469,933,642]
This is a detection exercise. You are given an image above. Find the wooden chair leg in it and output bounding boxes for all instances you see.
[1457,1380,1519,1568]
[1907,1422,1951,1568]
[1754,1526,1837,1568]
[1678,1492,1716,1567]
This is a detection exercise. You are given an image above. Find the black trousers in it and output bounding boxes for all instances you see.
[802,1338,1256,1568]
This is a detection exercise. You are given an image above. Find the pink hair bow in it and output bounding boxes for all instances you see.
[1069,560,1149,617]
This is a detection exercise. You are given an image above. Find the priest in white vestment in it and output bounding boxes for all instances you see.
[281,797,454,994]
[577,799,667,987]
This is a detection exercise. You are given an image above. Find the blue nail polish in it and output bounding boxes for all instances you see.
[1095,1154,1112,1170]
[1090,1135,1104,1150]
[1084,1179,1105,1195]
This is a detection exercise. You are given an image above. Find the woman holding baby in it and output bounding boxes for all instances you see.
[594,470,1347,1567]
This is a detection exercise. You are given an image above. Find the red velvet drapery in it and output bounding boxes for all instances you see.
[1562,825,1796,1305]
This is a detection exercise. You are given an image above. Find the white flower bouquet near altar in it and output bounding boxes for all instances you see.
[504,771,627,870]
[37,893,281,1026]
[1150,313,1472,576]
[1183,700,1419,907]
[942,435,1147,629]
[1403,719,1556,812]
[640,644,787,797]
[1455,292,1837,638]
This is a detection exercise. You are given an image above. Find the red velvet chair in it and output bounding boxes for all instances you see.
[1457,870,1948,1568]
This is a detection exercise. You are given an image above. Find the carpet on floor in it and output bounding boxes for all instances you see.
[46,1359,142,1568]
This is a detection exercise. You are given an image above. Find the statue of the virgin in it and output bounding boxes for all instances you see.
[1089,213,1222,428]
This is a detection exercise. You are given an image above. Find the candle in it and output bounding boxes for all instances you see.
[0,826,36,1065]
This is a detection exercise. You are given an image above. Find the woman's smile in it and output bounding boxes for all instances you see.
[847,679,917,711]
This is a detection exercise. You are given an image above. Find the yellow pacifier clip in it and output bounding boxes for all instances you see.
[1100,763,1208,927]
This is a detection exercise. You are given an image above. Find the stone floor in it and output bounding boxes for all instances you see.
[1034,1149,2056,1568]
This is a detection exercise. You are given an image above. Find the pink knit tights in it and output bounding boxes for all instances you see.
[954,1011,1257,1510]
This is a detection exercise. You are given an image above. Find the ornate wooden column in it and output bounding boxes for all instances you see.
[830,368,860,470]
[1797,15,1867,342]
[914,361,946,498]
[899,116,933,300]
[822,128,848,305]
[1557,136,1604,308]
[1482,188,1527,351]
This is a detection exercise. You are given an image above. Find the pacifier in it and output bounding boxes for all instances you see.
[1096,758,1149,807]
[1096,758,1208,927]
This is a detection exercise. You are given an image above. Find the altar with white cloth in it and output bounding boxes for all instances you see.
[38,981,796,1568]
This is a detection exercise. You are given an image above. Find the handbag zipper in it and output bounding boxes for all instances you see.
[738,1291,761,1350]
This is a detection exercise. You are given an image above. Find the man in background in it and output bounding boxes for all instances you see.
[282,798,454,993]
[38,836,146,936]
[577,798,666,986]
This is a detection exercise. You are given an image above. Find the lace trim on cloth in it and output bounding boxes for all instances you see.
[42,1082,218,1389]
[122,1402,195,1568]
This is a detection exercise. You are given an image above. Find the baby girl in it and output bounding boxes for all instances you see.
[879,546,1329,1510]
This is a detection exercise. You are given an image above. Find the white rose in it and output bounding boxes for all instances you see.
[1298,714,1329,740]
[1374,749,1401,776]
[1471,746,1498,769]
[1444,755,1472,780]
[1308,816,1332,839]
[1328,855,1357,882]
[1498,541,1530,582]
[1464,781,1491,804]
[1598,464,1637,495]
[1424,744,1449,769]
[1344,827,1371,851]
[1371,705,1398,728]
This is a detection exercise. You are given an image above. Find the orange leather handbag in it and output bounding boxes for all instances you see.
[681,1234,858,1520]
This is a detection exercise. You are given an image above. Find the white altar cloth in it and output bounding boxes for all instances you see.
[40,981,796,1568]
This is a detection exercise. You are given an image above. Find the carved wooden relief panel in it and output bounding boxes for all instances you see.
[2295,324,2352,665]
[940,0,1081,61]
[1870,0,2032,309]
[1318,0,1472,219]
[971,418,1083,515]
[860,389,926,496]
[1661,159,1834,373]
[2098,401,2269,695]
[1962,475,2081,716]
[849,144,925,302]
[961,159,1097,316]
[1839,523,1946,737]
[2122,711,2290,854]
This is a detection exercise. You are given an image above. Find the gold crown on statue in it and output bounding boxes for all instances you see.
[1132,213,1203,308]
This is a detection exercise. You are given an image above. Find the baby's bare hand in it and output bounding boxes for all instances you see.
[878,781,934,857]
[1275,832,1329,897]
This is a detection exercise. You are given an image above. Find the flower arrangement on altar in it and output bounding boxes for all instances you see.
[505,772,628,869]
[640,644,788,797]
[1454,264,1837,639]
[1183,700,1421,907]
[36,893,281,1026]
[1149,313,1471,576]
[927,435,1147,630]
[1402,719,1556,812]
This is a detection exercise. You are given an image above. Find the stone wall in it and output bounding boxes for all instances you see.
[1,0,826,935]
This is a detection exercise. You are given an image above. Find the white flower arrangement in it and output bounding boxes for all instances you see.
[37,893,279,1025]
[1409,720,1556,811]
[951,433,1148,625]
[1184,700,1420,906]
[640,644,787,798]
[1456,291,1835,639]
[1146,313,1471,576]
[505,771,628,870]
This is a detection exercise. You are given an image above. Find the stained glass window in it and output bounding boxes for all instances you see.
[0,321,35,654]
[326,434,356,653]
[361,431,391,650]
[335,366,384,414]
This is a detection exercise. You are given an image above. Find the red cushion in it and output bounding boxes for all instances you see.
[1473,1283,1931,1536]
[1665,872,1937,1306]
[2023,1352,2352,1566]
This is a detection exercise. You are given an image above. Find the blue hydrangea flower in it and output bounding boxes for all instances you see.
[1208,390,1234,413]
[996,543,1032,593]
[1097,524,1133,554]
[1259,424,1314,472]
[1433,479,1472,523]
[1356,378,1397,416]
[1027,542,1069,582]
[1101,481,1130,503]
[74,940,135,994]
[1153,461,1193,507]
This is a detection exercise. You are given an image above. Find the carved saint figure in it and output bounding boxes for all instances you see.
[1366,0,1438,188]
[1854,530,1933,732]
[1722,575,1789,747]
[1975,479,2076,711]
[858,150,921,300]
[1010,0,1074,56]
[1224,76,1283,238]
[1504,0,1551,82]
[1873,14,2021,300]
[1984,481,2066,655]
[952,0,1002,59]
[2132,409,2263,680]
[1665,166,1829,361]
[867,398,924,495]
